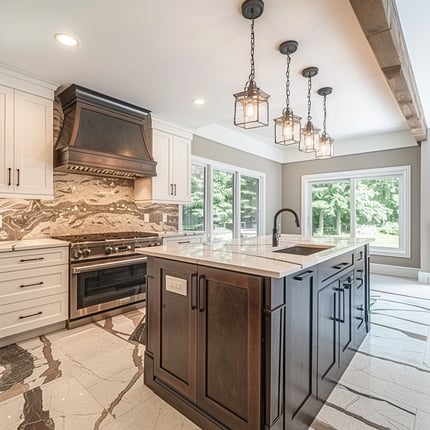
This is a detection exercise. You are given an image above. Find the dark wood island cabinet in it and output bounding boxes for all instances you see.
[143,244,370,430]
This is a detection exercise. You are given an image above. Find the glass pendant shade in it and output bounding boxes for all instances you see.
[274,108,301,145]
[315,133,334,158]
[299,120,320,152]
[316,86,335,159]
[234,80,270,129]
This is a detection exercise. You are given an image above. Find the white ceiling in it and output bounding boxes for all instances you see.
[0,0,426,162]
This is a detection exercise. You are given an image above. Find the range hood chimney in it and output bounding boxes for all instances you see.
[54,84,156,179]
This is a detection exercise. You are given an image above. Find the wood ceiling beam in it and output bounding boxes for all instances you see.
[349,0,427,143]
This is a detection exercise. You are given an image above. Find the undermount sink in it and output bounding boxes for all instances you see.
[273,244,334,256]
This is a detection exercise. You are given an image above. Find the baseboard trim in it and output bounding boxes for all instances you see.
[370,263,419,279]
[418,271,430,284]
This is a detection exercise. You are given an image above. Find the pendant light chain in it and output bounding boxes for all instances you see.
[323,94,327,135]
[307,75,312,121]
[285,53,291,109]
[248,18,256,82]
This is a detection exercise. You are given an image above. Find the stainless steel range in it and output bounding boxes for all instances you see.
[52,232,161,328]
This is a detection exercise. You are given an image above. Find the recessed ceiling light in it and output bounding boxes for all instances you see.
[54,33,80,47]
[193,98,206,105]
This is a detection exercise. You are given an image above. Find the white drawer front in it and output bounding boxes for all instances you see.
[0,246,69,273]
[0,293,68,338]
[0,265,68,305]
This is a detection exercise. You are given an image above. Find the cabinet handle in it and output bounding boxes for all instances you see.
[174,184,177,196]
[16,169,20,186]
[339,288,345,323]
[19,257,44,263]
[170,184,173,195]
[332,262,349,270]
[8,167,11,186]
[178,240,191,244]
[293,270,313,281]
[20,281,44,288]
[19,311,42,319]
[198,275,206,312]
[191,274,198,310]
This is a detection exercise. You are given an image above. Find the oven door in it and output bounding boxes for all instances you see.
[70,255,147,320]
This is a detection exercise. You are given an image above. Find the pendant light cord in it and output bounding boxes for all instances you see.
[249,18,255,82]
[285,53,291,109]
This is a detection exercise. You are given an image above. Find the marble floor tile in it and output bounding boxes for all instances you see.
[312,383,416,430]
[414,409,430,430]
[100,395,199,430]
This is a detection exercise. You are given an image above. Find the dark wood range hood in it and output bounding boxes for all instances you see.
[54,84,157,179]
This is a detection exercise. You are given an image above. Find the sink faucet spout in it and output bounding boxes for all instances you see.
[272,208,300,247]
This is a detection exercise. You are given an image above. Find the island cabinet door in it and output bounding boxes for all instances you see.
[316,277,339,401]
[285,269,317,430]
[317,271,354,401]
[150,258,198,402]
[196,266,263,430]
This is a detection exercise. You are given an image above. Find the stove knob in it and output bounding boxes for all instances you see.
[83,249,91,257]
[105,247,113,255]
[114,247,119,253]
[127,245,132,251]
[73,250,83,259]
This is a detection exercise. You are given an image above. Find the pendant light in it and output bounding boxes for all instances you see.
[274,41,302,145]
[299,67,320,153]
[233,0,270,129]
[316,87,335,159]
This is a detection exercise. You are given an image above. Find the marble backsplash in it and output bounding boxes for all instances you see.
[0,172,178,241]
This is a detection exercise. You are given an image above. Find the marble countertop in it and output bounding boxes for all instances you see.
[0,239,69,253]
[137,234,370,278]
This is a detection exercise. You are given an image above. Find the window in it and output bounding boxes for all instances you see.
[302,166,410,257]
[181,157,265,240]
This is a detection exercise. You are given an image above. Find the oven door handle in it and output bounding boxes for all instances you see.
[72,256,147,274]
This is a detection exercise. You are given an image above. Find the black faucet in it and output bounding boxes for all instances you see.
[272,208,300,247]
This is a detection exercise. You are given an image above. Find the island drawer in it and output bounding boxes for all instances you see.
[0,293,68,338]
[0,265,68,305]
[318,252,354,284]
[0,246,69,273]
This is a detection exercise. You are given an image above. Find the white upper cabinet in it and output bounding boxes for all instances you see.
[0,67,55,199]
[135,119,192,204]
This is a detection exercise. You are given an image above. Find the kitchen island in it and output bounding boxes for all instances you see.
[138,235,370,430]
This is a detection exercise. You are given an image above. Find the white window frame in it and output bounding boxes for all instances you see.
[302,166,411,258]
[180,156,266,240]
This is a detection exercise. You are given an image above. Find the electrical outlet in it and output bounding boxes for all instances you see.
[162,214,168,223]
[143,213,149,223]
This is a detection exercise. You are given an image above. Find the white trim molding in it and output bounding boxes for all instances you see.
[418,271,430,284]
[371,263,419,279]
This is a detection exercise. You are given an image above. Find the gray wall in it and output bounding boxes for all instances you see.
[192,135,282,235]
[421,139,430,273]
[282,146,421,268]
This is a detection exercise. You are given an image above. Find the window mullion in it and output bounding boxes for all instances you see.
[206,165,213,242]
[350,178,356,238]
[234,172,241,239]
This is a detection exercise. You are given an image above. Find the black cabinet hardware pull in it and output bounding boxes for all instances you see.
[191,274,198,310]
[178,240,191,244]
[19,311,42,319]
[170,184,173,195]
[198,275,206,312]
[339,288,345,323]
[293,270,313,281]
[332,262,349,270]
[20,281,44,288]
[16,168,20,186]
[19,257,44,263]
[8,167,11,186]
[174,184,176,195]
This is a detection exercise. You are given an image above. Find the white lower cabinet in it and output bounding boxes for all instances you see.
[0,245,69,342]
